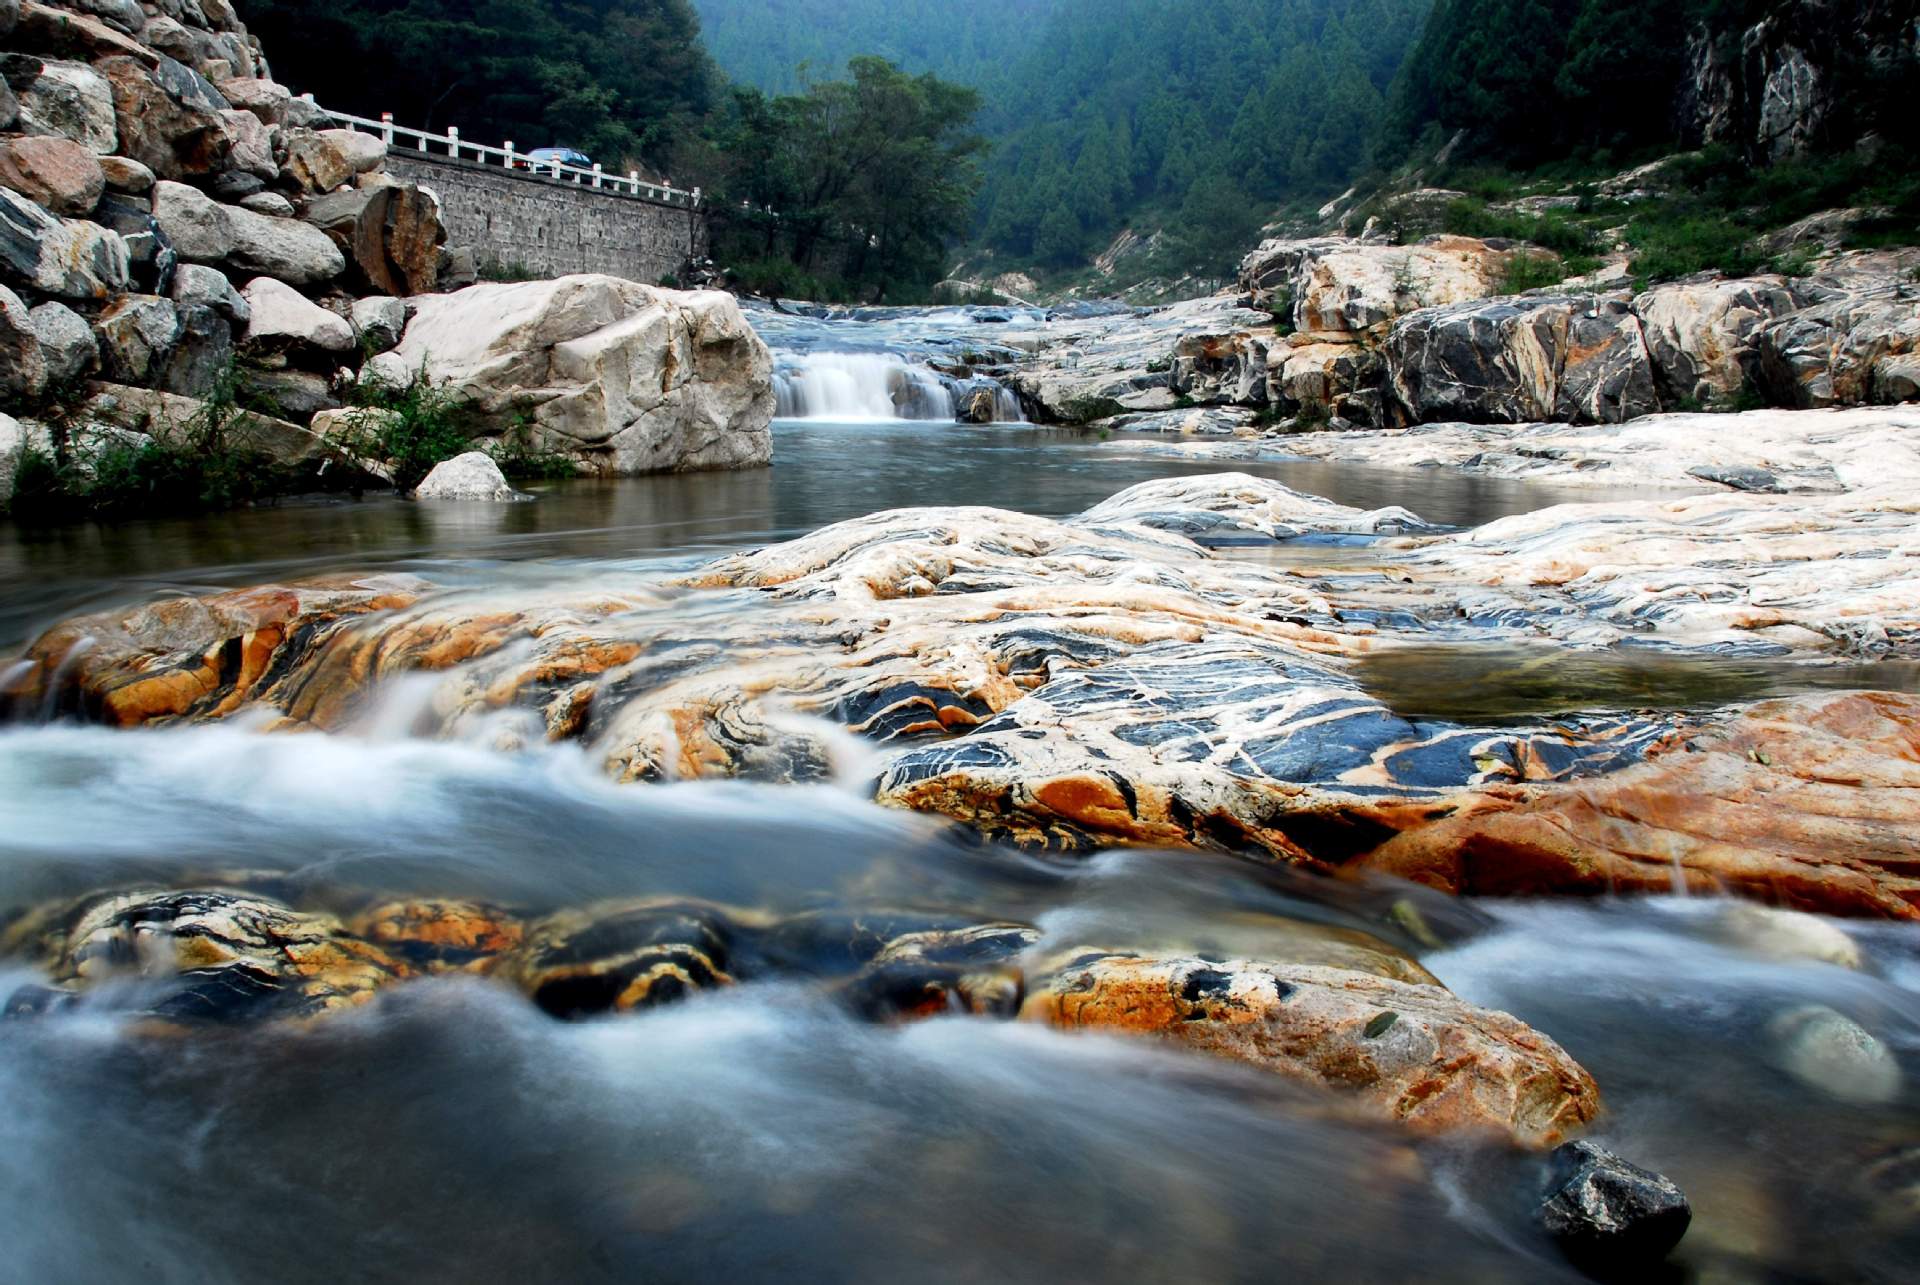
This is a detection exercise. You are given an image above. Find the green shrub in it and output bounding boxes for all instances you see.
[478,259,542,283]
[330,365,482,493]
[1627,214,1766,283]
[8,365,293,520]
[485,419,578,481]
[1500,251,1570,293]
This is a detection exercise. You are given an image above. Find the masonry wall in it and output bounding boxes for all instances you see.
[383,150,709,284]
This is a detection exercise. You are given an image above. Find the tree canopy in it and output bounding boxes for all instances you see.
[244,0,718,171]
[688,0,1060,97]
[691,57,987,299]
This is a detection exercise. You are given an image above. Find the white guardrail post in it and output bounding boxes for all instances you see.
[446,126,459,159]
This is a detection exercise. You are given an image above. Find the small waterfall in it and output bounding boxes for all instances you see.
[774,352,957,421]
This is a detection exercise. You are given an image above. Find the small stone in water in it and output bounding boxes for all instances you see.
[1537,1141,1691,1268]
[1766,1005,1903,1105]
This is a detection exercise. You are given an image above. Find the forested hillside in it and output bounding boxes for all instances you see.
[689,0,1061,96]
[975,0,1433,274]
[244,0,717,171]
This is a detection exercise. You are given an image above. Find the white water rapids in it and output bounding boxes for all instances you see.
[773,351,1022,422]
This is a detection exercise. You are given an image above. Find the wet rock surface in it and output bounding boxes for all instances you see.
[14,459,1920,919]
[1538,1141,1692,1268]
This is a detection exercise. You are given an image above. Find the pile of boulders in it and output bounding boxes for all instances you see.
[0,0,466,485]
[1219,234,1920,429]
[0,0,776,503]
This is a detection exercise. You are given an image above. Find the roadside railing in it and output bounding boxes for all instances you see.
[306,99,704,208]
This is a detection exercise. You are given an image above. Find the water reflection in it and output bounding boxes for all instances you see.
[1357,643,1920,722]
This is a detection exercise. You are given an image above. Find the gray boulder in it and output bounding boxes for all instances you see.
[0,283,47,399]
[1537,1141,1691,1269]
[0,186,129,300]
[237,190,293,217]
[243,366,338,419]
[1749,277,1920,409]
[350,295,406,354]
[414,451,517,501]
[150,178,232,262]
[240,276,352,354]
[161,301,231,397]
[279,127,353,194]
[15,59,117,154]
[27,299,96,385]
[170,262,247,325]
[94,293,180,384]
[225,204,344,285]
[1385,295,1659,426]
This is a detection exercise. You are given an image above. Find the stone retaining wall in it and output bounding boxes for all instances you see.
[383,150,709,284]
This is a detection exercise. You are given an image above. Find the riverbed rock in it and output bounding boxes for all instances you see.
[1749,274,1920,409]
[1021,952,1600,1148]
[27,298,95,384]
[372,275,774,476]
[14,57,116,153]
[1766,1004,1904,1104]
[1362,691,1920,920]
[414,451,515,501]
[240,275,352,354]
[80,382,337,469]
[1537,1141,1692,1267]
[0,186,129,299]
[160,298,229,395]
[1635,276,1808,407]
[1254,235,1512,339]
[494,901,741,1018]
[3,888,410,1021]
[1385,295,1660,426]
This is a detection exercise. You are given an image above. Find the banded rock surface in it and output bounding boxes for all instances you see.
[0,883,1603,1146]
[13,471,1918,917]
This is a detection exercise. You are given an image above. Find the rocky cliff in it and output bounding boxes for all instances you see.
[1680,0,1920,163]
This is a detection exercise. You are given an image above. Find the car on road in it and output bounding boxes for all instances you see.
[517,147,594,175]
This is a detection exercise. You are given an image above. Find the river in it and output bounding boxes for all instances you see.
[2,344,1917,1280]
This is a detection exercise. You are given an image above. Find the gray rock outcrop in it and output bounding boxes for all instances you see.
[414,451,516,501]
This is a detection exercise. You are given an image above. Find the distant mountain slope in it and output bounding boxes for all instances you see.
[689,0,1064,95]
[977,0,1434,273]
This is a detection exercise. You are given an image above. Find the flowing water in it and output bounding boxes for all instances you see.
[4,330,1920,1279]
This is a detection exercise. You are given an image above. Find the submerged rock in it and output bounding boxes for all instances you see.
[1537,1141,1692,1268]
[3,888,410,1022]
[1022,952,1600,1147]
[1766,1005,1904,1104]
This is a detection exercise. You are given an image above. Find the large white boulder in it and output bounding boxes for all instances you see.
[240,276,353,353]
[414,451,516,501]
[374,275,775,476]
